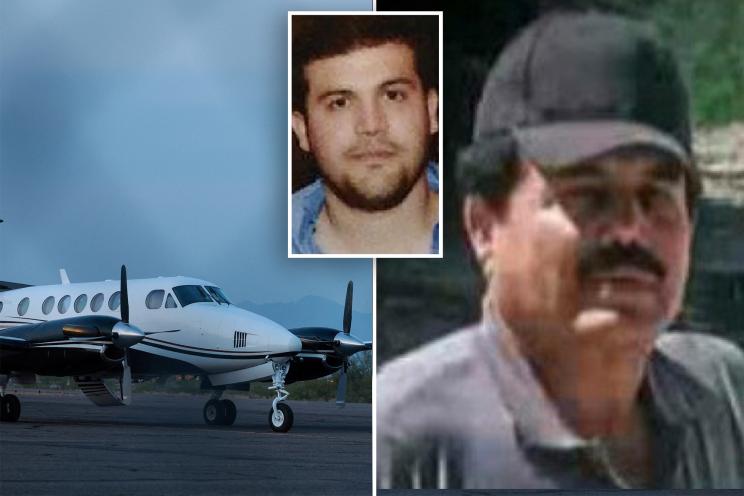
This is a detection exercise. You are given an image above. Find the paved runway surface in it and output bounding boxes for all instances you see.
[0,390,371,496]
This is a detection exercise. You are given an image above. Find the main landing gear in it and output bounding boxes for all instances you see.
[268,361,293,432]
[203,390,237,426]
[0,376,21,422]
[200,360,295,431]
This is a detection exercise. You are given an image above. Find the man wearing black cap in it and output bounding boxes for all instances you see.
[377,10,744,489]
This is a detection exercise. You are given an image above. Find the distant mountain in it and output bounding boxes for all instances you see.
[237,295,372,341]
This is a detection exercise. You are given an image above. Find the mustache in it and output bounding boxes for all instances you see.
[578,242,667,280]
[344,140,400,158]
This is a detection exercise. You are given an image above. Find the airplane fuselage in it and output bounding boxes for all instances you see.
[0,276,302,382]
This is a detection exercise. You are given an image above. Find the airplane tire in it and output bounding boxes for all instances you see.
[0,394,21,422]
[269,403,293,432]
[220,399,236,426]
[203,399,224,425]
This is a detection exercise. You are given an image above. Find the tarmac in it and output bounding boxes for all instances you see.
[0,389,371,496]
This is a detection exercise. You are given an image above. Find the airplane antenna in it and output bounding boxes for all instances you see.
[59,269,70,285]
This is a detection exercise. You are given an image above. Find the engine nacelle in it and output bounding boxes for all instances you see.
[100,345,126,363]
[285,355,343,384]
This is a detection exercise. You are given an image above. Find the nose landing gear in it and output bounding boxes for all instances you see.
[268,361,293,432]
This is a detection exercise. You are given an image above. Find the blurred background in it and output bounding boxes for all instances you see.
[376,0,744,363]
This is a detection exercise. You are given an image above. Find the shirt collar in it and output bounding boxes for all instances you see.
[477,318,591,451]
[476,317,720,452]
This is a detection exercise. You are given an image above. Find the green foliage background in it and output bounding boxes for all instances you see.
[565,0,744,126]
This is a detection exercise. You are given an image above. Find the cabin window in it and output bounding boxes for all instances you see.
[74,294,88,313]
[91,293,104,312]
[165,293,178,309]
[146,290,165,309]
[0,301,3,313]
[172,285,213,307]
[17,297,30,316]
[58,295,71,314]
[42,296,55,315]
[108,291,121,311]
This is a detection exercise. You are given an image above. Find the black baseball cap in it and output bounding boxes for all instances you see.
[470,11,697,176]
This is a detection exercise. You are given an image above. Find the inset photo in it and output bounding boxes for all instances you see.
[288,12,442,258]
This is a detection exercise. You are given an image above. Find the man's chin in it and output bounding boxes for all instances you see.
[329,176,417,211]
[580,291,668,330]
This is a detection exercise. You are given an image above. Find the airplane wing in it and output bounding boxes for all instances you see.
[0,281,32,292]
[0,315,139,351]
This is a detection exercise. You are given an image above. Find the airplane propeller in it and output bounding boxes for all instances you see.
[61,265,145,348]
[333,281,372,407]
[288,281,371,407]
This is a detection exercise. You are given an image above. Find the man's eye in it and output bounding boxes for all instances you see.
[328,97,349,109]
[385,90,406,102]
[561,187,609,215]
[639,186,670,210]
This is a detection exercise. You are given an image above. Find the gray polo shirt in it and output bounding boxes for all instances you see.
[377,321,744,489]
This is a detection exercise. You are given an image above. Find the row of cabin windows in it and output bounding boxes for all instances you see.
[0,284,231,317]
[11,292,122,317]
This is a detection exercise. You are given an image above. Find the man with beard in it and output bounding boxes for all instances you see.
[291,15,439,255]
[377,11,744,489]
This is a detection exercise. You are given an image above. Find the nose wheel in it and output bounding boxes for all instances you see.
[269,402,293,432]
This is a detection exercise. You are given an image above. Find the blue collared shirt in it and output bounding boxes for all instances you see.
[291,163,439,255]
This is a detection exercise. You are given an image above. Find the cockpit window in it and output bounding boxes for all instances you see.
[172,285,213,307]
[146,290,165,309]
[165,293,178,309]
[205,286,231,305]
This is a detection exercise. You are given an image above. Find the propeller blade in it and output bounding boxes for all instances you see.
[343,281,353,334]
[335,365,347,407]
[120,265,129,324]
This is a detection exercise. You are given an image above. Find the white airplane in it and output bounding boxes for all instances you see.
[0,266,370,431]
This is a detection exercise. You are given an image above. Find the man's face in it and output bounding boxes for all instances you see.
[292,42,438,211]
[470,149,692,350]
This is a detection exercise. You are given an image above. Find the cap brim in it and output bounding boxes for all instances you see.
[513,121,691,169]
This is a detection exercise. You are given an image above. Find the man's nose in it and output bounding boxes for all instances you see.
[355,99,386,135]
[602,196,649,246]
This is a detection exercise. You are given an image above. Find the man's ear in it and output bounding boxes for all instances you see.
[292,111,310,152]
[427,89,438,135]
[463,196,503,264]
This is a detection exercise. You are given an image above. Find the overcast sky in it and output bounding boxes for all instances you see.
[0,0,373,312]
